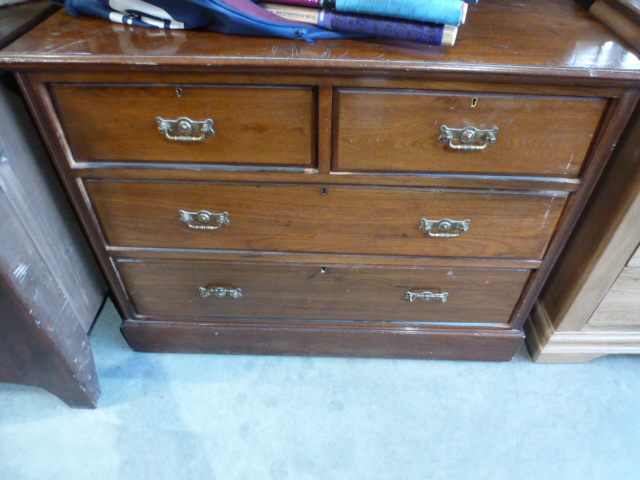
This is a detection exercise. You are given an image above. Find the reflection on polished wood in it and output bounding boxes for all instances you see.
[1,0,640,84]
[2,0,640,361]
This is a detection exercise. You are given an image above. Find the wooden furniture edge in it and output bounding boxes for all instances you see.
[122,320,525,361]
[526,300,640,362]
[540,105,640,332]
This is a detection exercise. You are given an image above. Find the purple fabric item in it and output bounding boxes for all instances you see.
[319,9,445,44]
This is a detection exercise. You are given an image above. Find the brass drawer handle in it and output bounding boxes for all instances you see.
[420,218,470,238]
[199,286,243,299]
[157,117,215,142]
[180,210,229,231]
[405,291,449,303]
[439,125,498,151]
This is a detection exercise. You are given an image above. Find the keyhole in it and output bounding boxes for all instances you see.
[176,87,183,98]
[471,97,478,108]
[320,267,327,274]
[321,188,328,196]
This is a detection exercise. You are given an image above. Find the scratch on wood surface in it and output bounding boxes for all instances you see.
[321,49,332,58]
[566,153,575,171]
[540,197,557,230]
[13,263,28,283]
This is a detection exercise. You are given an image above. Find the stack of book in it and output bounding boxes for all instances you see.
[259,0,478,46]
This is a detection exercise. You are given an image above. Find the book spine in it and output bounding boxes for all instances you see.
[334,0,466,26]
[259,0,337,8]
[319,10,455,45]
[261,3,322,23]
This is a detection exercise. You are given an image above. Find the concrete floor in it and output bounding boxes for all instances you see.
[1,300,639,480]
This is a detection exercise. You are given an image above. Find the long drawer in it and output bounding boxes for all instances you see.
[335,89,607,176]
[117,259,530,324]
[86,181,566,259]
[48,84,315,167]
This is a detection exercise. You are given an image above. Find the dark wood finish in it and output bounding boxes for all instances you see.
[122,320,525,361]
[527,103,640,362]
[2,2,640,87]
[541,105,640,329]
[117,259,529,324]
[0,4,106,407]
[0,1,57,50]
[334,89,607,176]
[0,273,100,408]
[2,0,639,361]
[49,84,315,166]
[85,181,566,260]
[510,88,640,329]
[109,249,542,270]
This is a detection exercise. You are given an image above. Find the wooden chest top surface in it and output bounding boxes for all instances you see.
[1,0,640,85]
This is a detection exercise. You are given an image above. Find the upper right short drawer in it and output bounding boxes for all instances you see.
[334,89,608,177]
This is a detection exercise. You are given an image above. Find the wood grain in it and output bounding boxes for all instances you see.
[526,300,640,363]
[117,259,529,325]
[49,84,315,166]
[540,103,640,332]
[85,180,566,260]
[0,43,105,407]
[2,1,640,87]
[6,0,640,361]
[587,267,640,326]
[122,319,525,361]
[335,90,607,176]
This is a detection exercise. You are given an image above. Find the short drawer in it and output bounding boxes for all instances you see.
[48,84,315,167]
[117,259,529,325]
[334,89,607,176]
[86,181,565,260]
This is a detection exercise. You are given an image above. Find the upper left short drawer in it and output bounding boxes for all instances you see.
[47,84,316,167]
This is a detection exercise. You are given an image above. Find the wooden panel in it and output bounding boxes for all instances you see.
[86,181,566,260]
[335,89,607,176]
[3,2,640,87]
[0,1,58,50]
[588,267,640,326]
[0,64,105,407]
[117,259,529,325]
[48,84,315,166]
[539,103,640,332]
[122,319,525,361]
[628,245,640,266]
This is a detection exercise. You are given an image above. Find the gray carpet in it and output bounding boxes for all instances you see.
[1,300,639,480]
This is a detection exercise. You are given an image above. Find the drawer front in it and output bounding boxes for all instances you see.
[335,89,607,176]
[49,84,315,167]
[86,181,565,260]
[588,267,640,327]
[117,259,529,324]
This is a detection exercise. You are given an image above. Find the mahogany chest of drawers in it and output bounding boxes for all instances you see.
[2,0,640,360]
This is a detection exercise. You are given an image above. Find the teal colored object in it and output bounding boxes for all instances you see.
[335,0,464,25]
